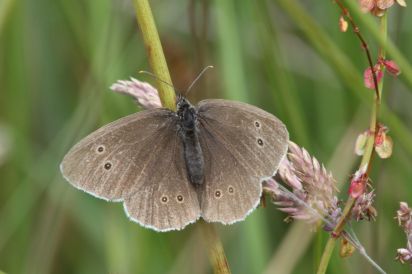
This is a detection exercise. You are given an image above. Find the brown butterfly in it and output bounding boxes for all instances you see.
[61,95,288,231]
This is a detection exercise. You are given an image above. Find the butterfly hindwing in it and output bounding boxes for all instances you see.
[123,130,201,231]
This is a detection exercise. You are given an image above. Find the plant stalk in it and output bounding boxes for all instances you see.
[132,0,176,110]
[131,1,231,273]
[316,6,388,274]
[200,222,231,274]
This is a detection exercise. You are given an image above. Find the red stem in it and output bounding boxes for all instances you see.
[335,0,380,100]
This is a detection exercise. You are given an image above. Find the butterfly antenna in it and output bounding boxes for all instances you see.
[139,70,180,93]
[185,65,214,96]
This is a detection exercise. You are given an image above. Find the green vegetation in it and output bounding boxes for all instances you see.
[0,0,411,273]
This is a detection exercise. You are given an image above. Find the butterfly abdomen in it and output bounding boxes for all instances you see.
[180,130,204,186]
[176,97,205,186]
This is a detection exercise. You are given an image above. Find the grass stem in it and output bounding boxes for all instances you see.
[316,5,388,274]
[131,1,231,273]
[132,0,176,110]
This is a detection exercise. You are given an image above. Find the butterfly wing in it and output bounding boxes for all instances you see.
[122,126,201,231]
[196,99,289,224]
[60,109,200,231]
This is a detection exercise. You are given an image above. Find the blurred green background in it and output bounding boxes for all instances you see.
[1,0,412,273]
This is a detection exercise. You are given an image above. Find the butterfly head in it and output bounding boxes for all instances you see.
[176,95,197,131]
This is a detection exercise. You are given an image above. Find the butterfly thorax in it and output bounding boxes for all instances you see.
[176,97,205,186]
[176,97,197,131]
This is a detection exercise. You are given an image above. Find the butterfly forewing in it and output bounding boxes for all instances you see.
[197,99,289,224]
[60,108,201,231]
[61,109,169,200]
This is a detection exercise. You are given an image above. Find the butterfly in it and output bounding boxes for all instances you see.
[61,92,288,232]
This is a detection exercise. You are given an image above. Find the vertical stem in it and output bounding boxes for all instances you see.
[334,0,380,99]
[316,237,336,274]
[201,222,231,274]
[317,7,388,274]
[378,13,388,60]
[131,1,230,273]
[132,0,176,110]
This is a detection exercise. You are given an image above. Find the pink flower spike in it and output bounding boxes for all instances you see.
[383,60,401,76]
[110,77,162,109]
[265,141,339,227]
[363,65,383,89]
[278,158,303,190]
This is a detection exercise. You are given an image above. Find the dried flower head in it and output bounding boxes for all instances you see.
[395,202,412,264]
[264,142,340,228]
[355,130,369,156]
[340,238,356,257]
[348,165,368,199]
[382,59,401,76]
[339,15,348,32]
[354,124,393,159]
[363,64,383,90]
[375,124,393,159]
[110,77,162,109]
[359,0,406,16]
[363,58,401,90]
[351,190,377,221]
[397,202,412,226]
